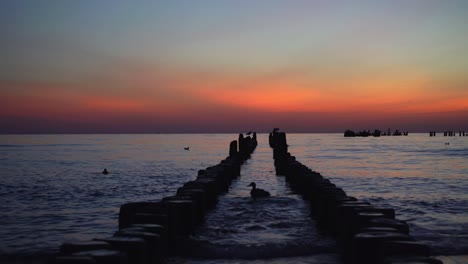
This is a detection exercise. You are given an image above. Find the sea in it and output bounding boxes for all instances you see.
[0,133,467,262]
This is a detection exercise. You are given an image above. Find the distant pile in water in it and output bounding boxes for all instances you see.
[344,129,408,137]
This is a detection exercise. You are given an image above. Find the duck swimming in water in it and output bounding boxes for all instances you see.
[248,182,270,198]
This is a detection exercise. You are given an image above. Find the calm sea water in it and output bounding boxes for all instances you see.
[0,134,467,260]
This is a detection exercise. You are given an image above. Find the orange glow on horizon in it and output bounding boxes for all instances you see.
[1,67,467,129]
[185,71,463,114]
[196,85,318,112]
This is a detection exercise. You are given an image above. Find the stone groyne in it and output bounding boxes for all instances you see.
[54,133,258,264]
[269,130,443,264]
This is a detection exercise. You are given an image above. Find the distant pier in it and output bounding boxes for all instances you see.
[344,129,408,137]
[430,131,466,137]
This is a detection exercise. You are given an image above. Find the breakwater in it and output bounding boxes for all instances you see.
[270,130,443,264]
[54,133,258,264]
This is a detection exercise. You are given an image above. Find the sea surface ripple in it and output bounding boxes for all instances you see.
[0,133,467,257]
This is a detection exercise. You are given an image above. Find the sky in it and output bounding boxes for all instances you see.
[1,0,467,133]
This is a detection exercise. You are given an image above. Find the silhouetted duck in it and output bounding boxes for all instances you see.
[184,147,190,150]
[102,168,109,175]
[248,182,270,198]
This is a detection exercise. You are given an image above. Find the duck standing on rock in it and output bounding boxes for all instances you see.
[248,182,270,198]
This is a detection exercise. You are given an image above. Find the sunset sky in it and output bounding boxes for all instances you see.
[1,0,467,133]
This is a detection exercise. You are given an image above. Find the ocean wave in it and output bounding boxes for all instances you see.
[179,238,337,259]
[406,147,468,157]
[0,144,25,148]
